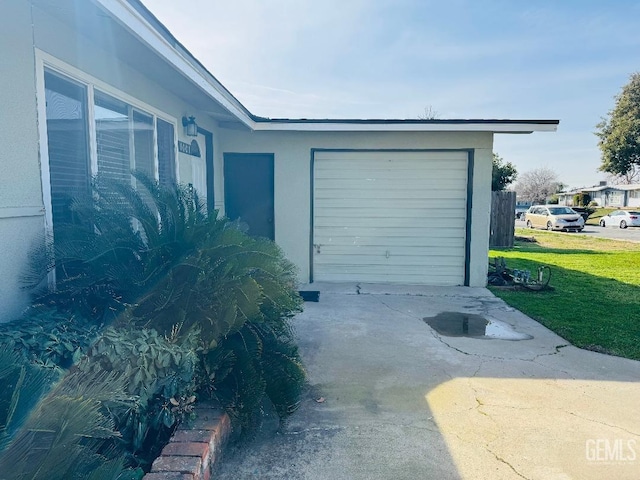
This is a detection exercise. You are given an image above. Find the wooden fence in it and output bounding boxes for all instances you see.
[490,191,516,248]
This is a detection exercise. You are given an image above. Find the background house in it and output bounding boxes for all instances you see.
[558,182,640,207]
[0,0,557,321]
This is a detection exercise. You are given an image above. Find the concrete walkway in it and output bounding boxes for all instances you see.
[216,284,640,480]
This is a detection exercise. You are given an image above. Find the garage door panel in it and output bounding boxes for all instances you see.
[315,166,468,180]
[317,271,463,285]
[316,260,464,273]
[313,151,468,285]
[315,216,465,229]
[315,187,467,200]
[315,151,468,165]
[316,254,464,267]
[315,226,466,239]
[313,235,466,248]
[315,198,467,209]
[315,245,465,257]
[315,205,468,219]
[315,179,467,191]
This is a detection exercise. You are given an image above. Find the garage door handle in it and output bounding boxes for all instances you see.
[314,244,322,254]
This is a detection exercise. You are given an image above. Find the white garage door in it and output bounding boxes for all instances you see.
[313,150,469,285]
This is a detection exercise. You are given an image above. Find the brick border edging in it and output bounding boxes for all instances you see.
[144,403,231,480]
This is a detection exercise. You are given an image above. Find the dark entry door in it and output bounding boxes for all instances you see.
[224,153,274,240]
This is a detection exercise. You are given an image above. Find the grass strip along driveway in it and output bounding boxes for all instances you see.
[490,228,640,360]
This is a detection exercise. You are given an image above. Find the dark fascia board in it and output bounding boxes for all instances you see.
[252,118,559,125]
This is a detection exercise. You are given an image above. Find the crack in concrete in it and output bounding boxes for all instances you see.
[526,345,577,378]
[373,295,587,381]
[375,297,419,320]
[488,449,531,480]
[449,431,531,479]
[531,344,570,361]
[566,411,640,437]
[472,358,486,377]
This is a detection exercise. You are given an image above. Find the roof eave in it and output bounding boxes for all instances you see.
[99,1,560,135]
[250,120,559,133]
[97,0,255,127]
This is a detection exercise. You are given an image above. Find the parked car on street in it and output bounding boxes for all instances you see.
[599,210,640,229]
[515,205,529,219]
[525,205,585,232]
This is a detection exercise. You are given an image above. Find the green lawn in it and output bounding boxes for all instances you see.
[490,228,640,360]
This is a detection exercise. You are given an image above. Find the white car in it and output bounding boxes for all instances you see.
[599,210,640,229]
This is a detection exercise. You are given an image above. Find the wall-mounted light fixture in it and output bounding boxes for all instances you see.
[182,115,198,137]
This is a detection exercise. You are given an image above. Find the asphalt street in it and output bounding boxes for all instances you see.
[515,219,640,242]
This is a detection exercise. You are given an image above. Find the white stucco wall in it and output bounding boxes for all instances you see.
[218,130,493,287]
[0,1,224,321]
[0,1,46,321]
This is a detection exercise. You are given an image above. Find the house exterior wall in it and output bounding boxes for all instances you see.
[218,130,494,287]
[0,1,46,320]
[0,0,223,321]
[627,190,640,208]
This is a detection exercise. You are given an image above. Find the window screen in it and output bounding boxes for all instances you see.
[133,110,155,179]
[44,70,90,231]
[95,91,130,185]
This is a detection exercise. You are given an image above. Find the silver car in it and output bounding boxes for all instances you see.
[525,205,585,232]
[599,210,640,229]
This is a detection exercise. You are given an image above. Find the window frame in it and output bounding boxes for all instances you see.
[35,50,179,241]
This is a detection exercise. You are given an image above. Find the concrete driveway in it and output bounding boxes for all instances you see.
[216,284,640,480]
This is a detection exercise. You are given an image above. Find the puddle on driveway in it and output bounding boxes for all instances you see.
[423,312,532,340]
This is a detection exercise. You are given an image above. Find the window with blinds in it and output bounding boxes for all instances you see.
[44,71,90,233]
[95,91,131,185]
[44,69,180,236]
[133,110,155,179]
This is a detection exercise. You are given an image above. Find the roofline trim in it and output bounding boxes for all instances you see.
[96,0,255,127]
[100,0,559,135]
[250,121,558,133]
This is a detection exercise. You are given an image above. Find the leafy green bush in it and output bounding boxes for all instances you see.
[2,172,306,475]
[572,193,592,207]
[77,327,199,466]
[0,309,98,369]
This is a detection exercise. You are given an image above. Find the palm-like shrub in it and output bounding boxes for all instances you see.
[31,171,305,426]
[0,174,305,476]
[0,368,137,480]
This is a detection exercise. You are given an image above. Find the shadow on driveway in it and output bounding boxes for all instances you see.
[215,284,640,480]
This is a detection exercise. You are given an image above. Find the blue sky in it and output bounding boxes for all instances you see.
[143,0,640,189]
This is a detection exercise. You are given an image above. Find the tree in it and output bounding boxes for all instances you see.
[514,167,561,204]
[418,105,439,119]
[596,72,640,177]
[605,165,640,185]
[492,153,517,191]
